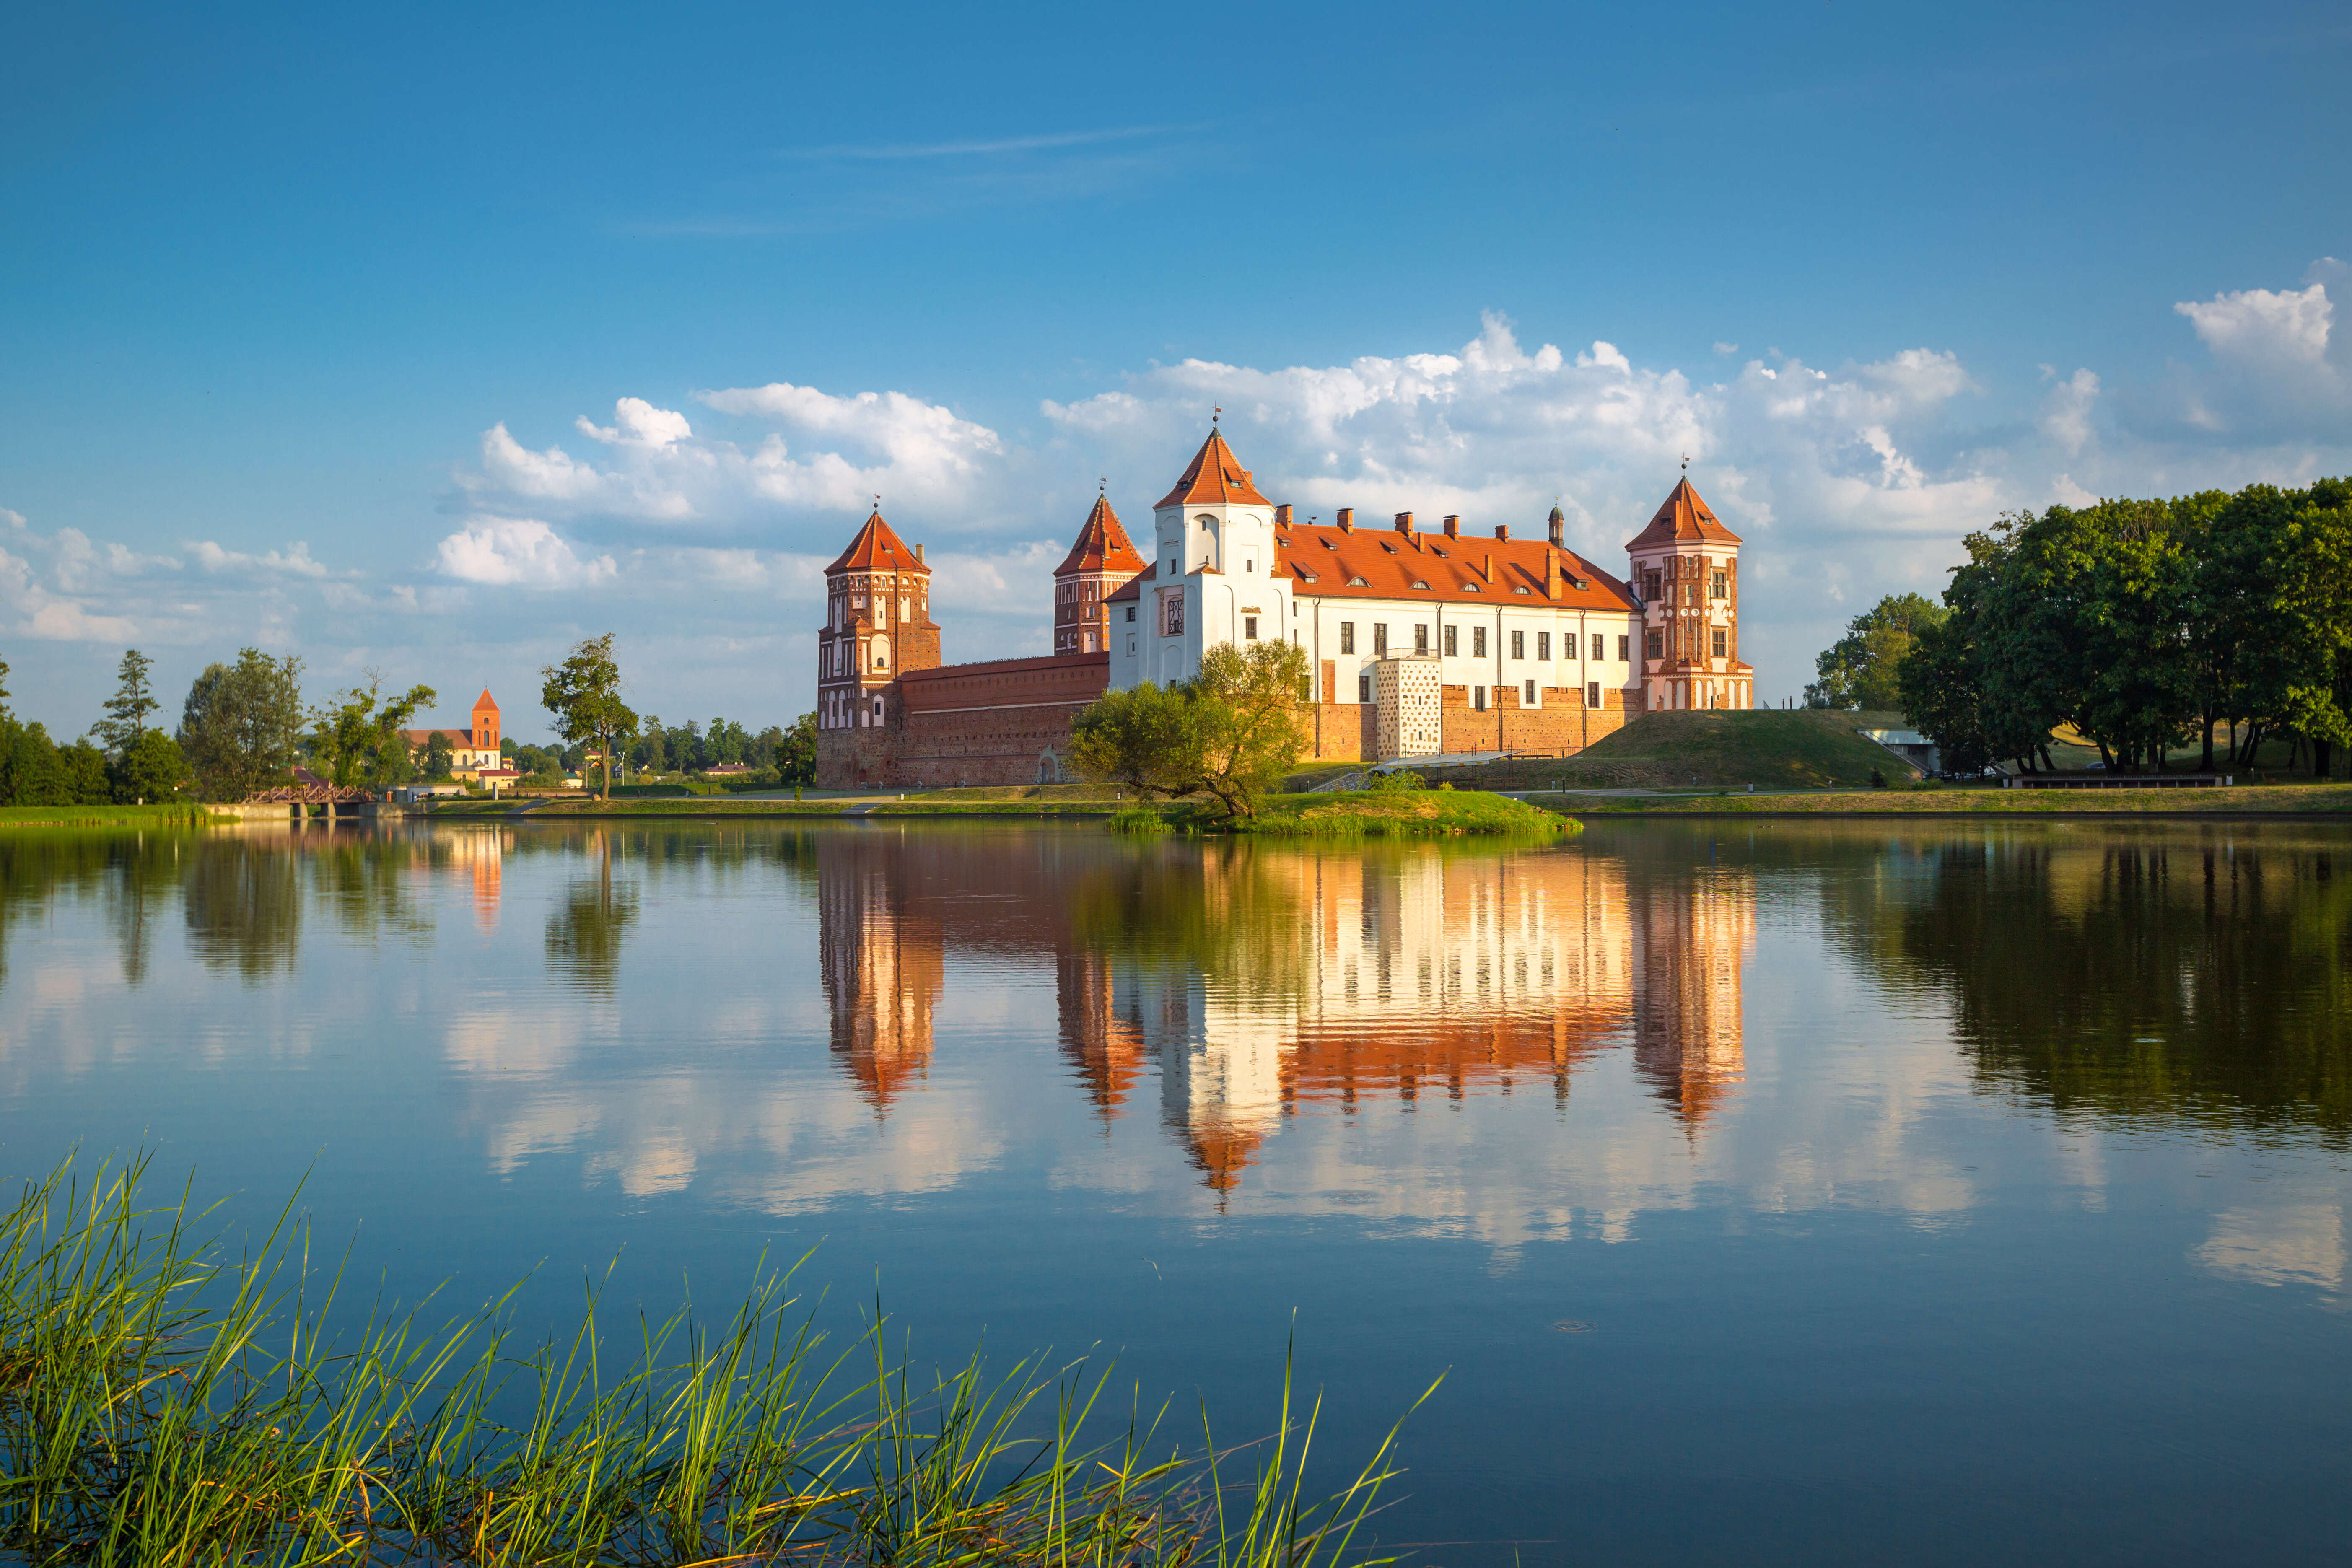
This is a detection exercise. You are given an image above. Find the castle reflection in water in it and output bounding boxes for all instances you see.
[813,831,1754,1192]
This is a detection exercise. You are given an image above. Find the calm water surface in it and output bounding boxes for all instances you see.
[4,819,2349,1565]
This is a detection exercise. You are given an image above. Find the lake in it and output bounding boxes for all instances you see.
[4,817,2348,1565]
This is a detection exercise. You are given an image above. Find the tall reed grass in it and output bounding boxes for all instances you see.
[0,1156,1432,1567]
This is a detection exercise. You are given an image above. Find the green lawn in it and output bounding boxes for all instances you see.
[1546,781,2352,814]
[1422,708,1914,791]
[1184,789,1577,837]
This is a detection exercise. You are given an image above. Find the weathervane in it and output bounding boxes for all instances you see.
[1212,405,1221,425]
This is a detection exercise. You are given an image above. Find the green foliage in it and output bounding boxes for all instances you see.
[0,1154,1425,1568]
[1107,805,1171,834]
[1806,594,1946,711]
[309,676,436,788]
[1365,769,1424,793]
[540,633,637,801]
[776,712,818,785]
[176,648,304,800]
[0,721,113,806]
[89,649,158,757]
[1071,642,1311,819]
[109,729,190,804]
[1901,479,2352,776]
[422,731,455,780]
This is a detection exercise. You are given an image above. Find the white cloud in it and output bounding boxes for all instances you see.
[2175,281,2331,368]
[190,540,332,578]
[433,518,618,587]
[2038,368,2101,456]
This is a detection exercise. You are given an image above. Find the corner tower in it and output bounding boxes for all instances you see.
[817,508,939,736]
[1052,492,1146,656]
[1625,477,1750,710]
[1110,425,1291,690]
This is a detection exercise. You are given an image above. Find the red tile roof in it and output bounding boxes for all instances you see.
[1274,524,1639,611]
[1055,494,1147,578]
[827,509,931,575]
[1154,429,1273,510]
[472,689,499,713]
[1105,562,1155,603]
[1624,477,1741,551]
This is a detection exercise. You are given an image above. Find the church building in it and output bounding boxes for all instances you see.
[812,427,1753,789]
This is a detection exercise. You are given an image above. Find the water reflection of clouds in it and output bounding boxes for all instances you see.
[2197,1202,2346,1293]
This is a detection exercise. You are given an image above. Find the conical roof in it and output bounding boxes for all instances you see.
[826,508,931,574]
[472,689,499,713]
[1154,428,1273,510]
[1625,477,1741,550]
[1055,493,1148,578]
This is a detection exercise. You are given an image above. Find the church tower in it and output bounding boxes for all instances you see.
[469,689,500,754]
[1626,477,1750,711]
[1052,492,1146,656]
[817,508,940,736]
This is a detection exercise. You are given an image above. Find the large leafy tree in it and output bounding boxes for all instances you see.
[775,713,817,785]
[1071,640,1310,819]
[1806,594,1946,711]
[177,648,305,800]
[309,676,437,788]
[541,633,637,801]
[112,728,190,803]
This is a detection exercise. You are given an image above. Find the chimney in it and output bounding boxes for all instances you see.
[1494,524,1509,541]
[1336,507,1354,532]
[1442,514,1460,538]
[1276,503,1293,527]
[1394,511,1413,535]
[1481,553,1493,582]
[915,542,925,562]
[1545,551,1564,600]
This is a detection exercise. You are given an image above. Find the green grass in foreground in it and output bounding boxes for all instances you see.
[0,802,227,829]
[1543,781,2352,814]
[0,1155,1429,1568]
[1164,790,1577,837]
[1430,709,1912,791]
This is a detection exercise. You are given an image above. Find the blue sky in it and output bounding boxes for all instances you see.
[3,1,2347,739]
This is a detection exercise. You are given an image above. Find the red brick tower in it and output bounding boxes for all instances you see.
[816,508,939,780]
[469,689,500,753]
[1052,492,1146,656]
[1626,477,1751,710]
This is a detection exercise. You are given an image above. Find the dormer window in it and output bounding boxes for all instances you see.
[1378,541,1397,554]
[1431,547,1448,558]
[1462,582,1481,592]
[1513,585,1531,594]
[1347,575,1369,587]
[1320,538,1337,550]
[1411,580,1430,590]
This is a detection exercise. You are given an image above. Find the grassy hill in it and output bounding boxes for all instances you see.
[1424,709,1915,790]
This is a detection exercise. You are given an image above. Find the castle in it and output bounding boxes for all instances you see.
[814,427,1753,790]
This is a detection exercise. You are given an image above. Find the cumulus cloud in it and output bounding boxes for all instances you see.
[190,540,333,578]
[2176,281,2331,368]
[2152,258,2349,437]
[434,519,619,587]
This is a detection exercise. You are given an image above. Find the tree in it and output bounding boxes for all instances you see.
[178,649,304,800]
[309,676,436,788]
[541,633,637,801]
[112,729,190,803]
[775,714,817,785]
[92,649,159,757]
[1071,640,1310,819]
[1806,594,1946,711]
[423,732,455,780]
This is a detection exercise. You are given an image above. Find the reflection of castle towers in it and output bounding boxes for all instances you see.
[1630,870,1755,1125]
[1056,949,1146,1120]
[1119,965,1292,1193]
[817,837,943,1109]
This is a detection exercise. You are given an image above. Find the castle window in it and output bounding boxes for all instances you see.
[1711,570,1727,599]
[1538,632,1551,660]
[1590,634,1603,661]
[1474,686,1487,711]
[1525,680,1536,706]
[1359,672,1372,702]
[1373,624,1388,656]
[1646,631,1663,660]
[1444,625,1457,656]
[1125,606,1135,622]
[1245,559,1253,574]
[1244,616,1258,640]
[1712,629,1728,659]
[1587,681,1601,709]
[1340,622,1355,653]
[1510,630,1524,660]
[1473,626,1487,658]
[1413,624,1428,654]
[1618,636,1630,662]
[1642,572,1660,601]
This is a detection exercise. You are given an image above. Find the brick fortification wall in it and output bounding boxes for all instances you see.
[818,654,1110,789]
[1440,684,1631,756]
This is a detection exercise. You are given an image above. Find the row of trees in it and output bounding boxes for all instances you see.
[1806,479,2352,777]
[0,636,821,806]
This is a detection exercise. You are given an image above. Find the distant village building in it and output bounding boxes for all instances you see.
[813,429,1751,789]
[400,689,505,780]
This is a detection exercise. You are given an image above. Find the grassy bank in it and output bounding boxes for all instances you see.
[1177,789,1578,837]
[1544,781,2352,815]
[432,796,1129,819]
[1426,709,1912,791]
[0,1155,1423,1568]
[0,802,228,829]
